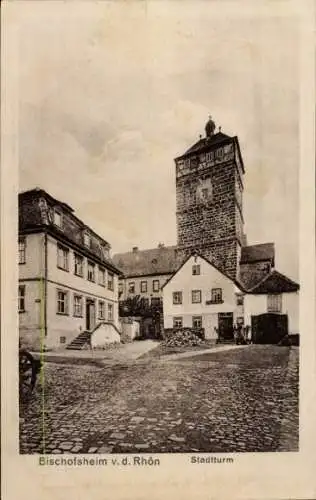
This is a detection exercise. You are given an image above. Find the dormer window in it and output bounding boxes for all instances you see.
[54,210,62,228]
[84,232,91,248]
[87,262,95,282]
[102,247,110,260]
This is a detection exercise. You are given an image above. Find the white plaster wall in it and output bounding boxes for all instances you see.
[45,235,119,348]
[47,235,118,306]
[91,323,121,348]
[121,320,140,340]
[283,292,299,334]
[19,279,44,350]
[243,295,267,326]
[19,233,45,279]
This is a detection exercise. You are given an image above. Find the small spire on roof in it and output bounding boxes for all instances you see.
[219,126,222,132]
[199,134,202,139]
[205,115,216,138]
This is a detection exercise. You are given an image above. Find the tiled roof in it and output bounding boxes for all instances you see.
[240,243,275,264]
[18,188,121,273]
[176,132,232,160]
[112,246,183,278]
[239,266,270,290]
[19,188,74,213]
[248,270,299,294]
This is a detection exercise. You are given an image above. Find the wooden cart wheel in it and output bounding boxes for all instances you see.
[19,349,39,400]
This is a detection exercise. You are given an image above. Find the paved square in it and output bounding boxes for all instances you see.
[19,345,299,454]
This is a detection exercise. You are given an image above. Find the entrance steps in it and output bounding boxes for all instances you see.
[66,330,91,350]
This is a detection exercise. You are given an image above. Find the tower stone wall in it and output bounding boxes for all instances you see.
[175,127,245,278]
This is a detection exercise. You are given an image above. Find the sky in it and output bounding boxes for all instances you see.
[17,2,300,280]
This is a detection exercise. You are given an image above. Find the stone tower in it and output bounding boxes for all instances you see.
[175,117,246,278]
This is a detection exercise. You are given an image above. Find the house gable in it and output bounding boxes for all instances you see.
[162,252,245,292]
[163,253,243,297]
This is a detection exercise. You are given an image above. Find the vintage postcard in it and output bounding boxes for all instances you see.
[1,0,316,499]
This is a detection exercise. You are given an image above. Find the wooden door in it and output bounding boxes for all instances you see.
[218,312,234,341]
[251,313,288,344]
[86,300,96,331]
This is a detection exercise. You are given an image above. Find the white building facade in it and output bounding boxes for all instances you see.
[19,189,121,351]
[162,253,245,342]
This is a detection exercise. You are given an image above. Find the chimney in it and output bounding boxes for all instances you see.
[132,246,138,253]
[158,242,165,249]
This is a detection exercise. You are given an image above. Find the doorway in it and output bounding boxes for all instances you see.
[86,299,96,331]
[218,312,234,341]
[251,313,288,344]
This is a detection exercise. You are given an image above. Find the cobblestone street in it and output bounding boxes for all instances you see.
[19,345,299,454]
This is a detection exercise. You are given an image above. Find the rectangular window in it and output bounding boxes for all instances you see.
[151,297,161,307]
[140,280,147,293]
[211,288,223,304]
[73,295,83,317]
[54,210,62,228]
[60,336,66,344]
[192,290,202,304]
[57,290,68,315]
[98,301,105,320]
[173,317,183,329]
[87,262,95,282]
[128,281,135,294]
[57,245,69,271]
[173,291,183,305]
[18,285,25,312]
[267,294,282,313]
[192,264,200,275]
[192,316,202,329]
[99,267,106,286]
[236,294,244,306]
[19,237,26,264]
[74,254,84,277]
[108,303,113,322]
[108,272,114,291]
[153,280,160,292]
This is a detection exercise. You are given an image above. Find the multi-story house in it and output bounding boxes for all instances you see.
[162,252,246,342]
[19,188,122,350]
